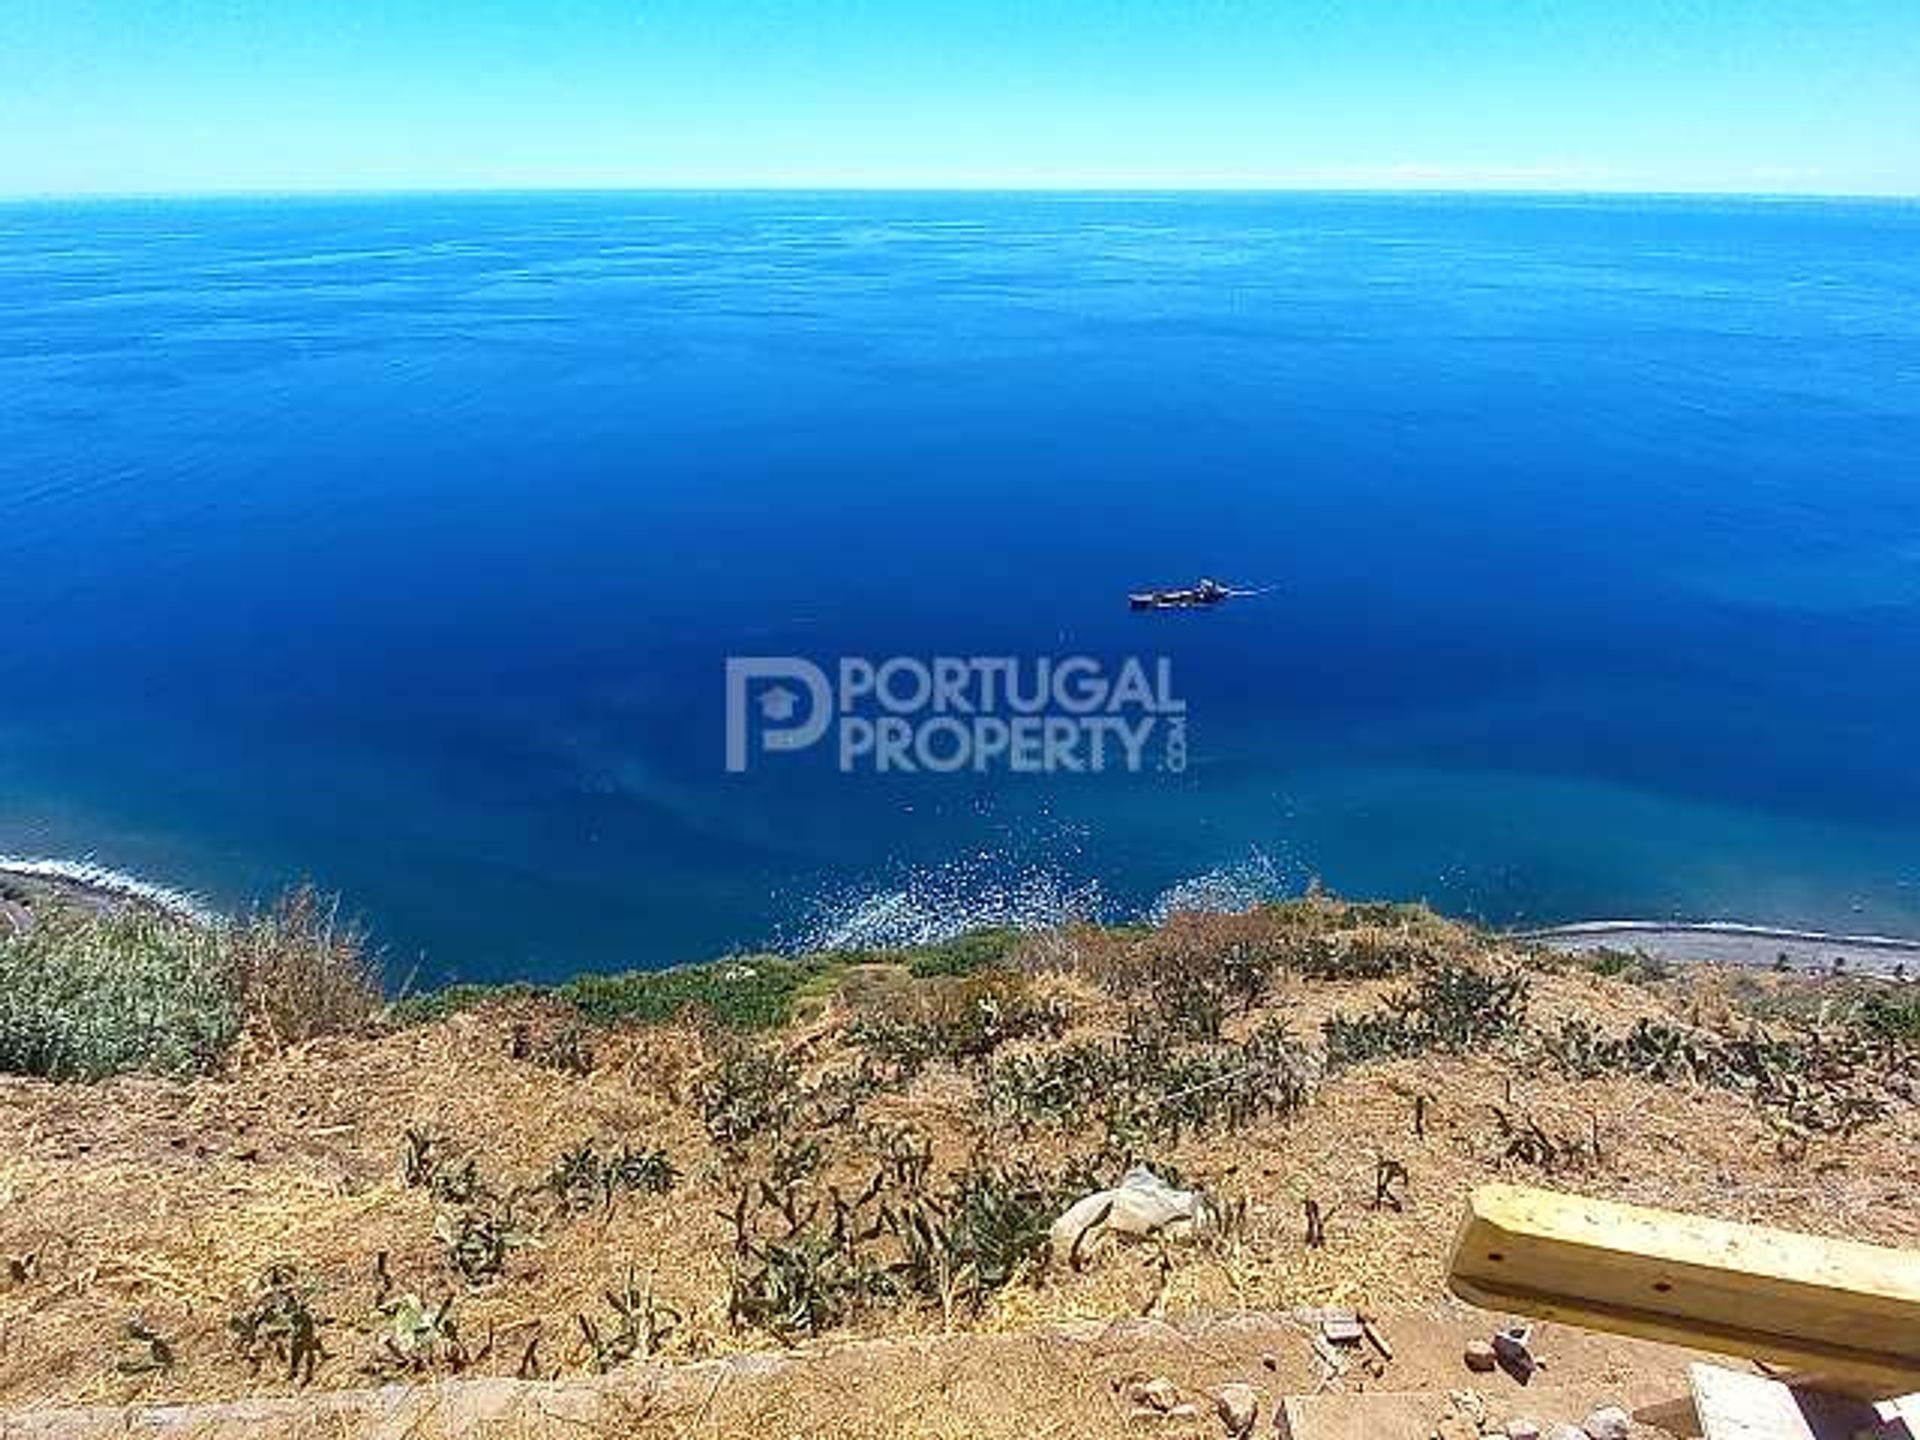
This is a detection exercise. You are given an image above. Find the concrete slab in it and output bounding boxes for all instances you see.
[1689,1364,1919,1440]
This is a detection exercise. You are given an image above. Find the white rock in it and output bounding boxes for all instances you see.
[1448,1389,1490,1428]
[1321,1315,1365,1345]
[1547,1427,1588,1440]
[1126,1376,1181,1413]
[1212,1382,1258,1437]
[1505,1421,1542,1440]
[1582,1405,1631,1440]
[1049,1166,1212,1268]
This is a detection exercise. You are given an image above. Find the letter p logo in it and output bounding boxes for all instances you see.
[725,657,833,772]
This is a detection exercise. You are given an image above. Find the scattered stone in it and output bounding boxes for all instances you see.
[1464,1339,1498,1373]
[1447,1390,1490,1429]
[1360,1313,1395,1361]
[1312,1334,1346,1379]
[1211,1382,1258,1437]
[1321,1313,1365,1346]
[1126,1377,1181,1414]
[1049,1167,1212,1269]
[1505,1420,1542,1440]
[1546,1427,1587,1440]
[1492,1324,1539,1382]
[1432,1418,1479,1440]
[1582,1405,1631,1440]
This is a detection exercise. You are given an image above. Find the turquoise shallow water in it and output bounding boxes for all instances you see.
[1,192,1917,981]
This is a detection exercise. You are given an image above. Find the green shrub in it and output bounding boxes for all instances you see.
[1567,946,1671,984]
[559,955,833,1031]
[387,982,537,1027]
[898,928,1025,978]
[393,956,839,1035]
[699,1044,800,1151]
[1860,992,1920,1043]
[576,1266,681,1370]
[722,1152,1096,1339]
[0,911,239,1079]
[985,1012,1309,1153]
[1540,1012,1911,1136]
[0,883,380,1080]
[848,973,1069,1074]
[229,1264,324,1385]
[547,1139,677,1214]
[886,1160,1071,1310]
[1323,964,1529,1068]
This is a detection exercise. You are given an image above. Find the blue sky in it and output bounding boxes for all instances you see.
[4,0,1915,196]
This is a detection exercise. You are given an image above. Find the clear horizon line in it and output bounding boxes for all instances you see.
[3,181,1916,205]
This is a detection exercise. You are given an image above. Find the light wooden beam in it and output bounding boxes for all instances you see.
[1447,1183,1920,1400]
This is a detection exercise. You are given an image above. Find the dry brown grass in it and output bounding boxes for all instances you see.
[1,906,1914,1421]
[0,1312,1719,1439]
[223,885,382,1052]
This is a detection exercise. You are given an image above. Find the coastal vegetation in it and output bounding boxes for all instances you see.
[0,909,237,1079]
[0,886,1915,1417]
[387,928,1029,1033]
[0,883,379,1079]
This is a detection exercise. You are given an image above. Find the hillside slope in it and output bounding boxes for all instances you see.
[2,901,1916,1430]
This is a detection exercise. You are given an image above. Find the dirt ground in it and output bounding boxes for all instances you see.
[0,1307,1728,1439]
[2,908,1915,1435]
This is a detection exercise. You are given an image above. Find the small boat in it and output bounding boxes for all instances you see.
[1129,577,1233,611]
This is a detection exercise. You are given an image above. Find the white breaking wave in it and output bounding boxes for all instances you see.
[784,846,1315,955]
[788,856,1111,953]
[1147,847,1308,924]
[0,854,222,927]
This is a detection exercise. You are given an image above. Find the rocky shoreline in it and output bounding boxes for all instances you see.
[0,857,216,936]
[1518,919,1920,979]
[6,852,1918,983]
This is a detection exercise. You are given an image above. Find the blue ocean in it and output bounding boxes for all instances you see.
[2,192,1916,982]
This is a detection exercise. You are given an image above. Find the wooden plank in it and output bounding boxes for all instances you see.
[1689,1362,1915,1440]
[1447,1184,1920,1399]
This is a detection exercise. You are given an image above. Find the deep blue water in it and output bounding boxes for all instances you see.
[2,192,1917,982]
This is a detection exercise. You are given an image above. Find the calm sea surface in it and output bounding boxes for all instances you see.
[2,192,1916,981]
